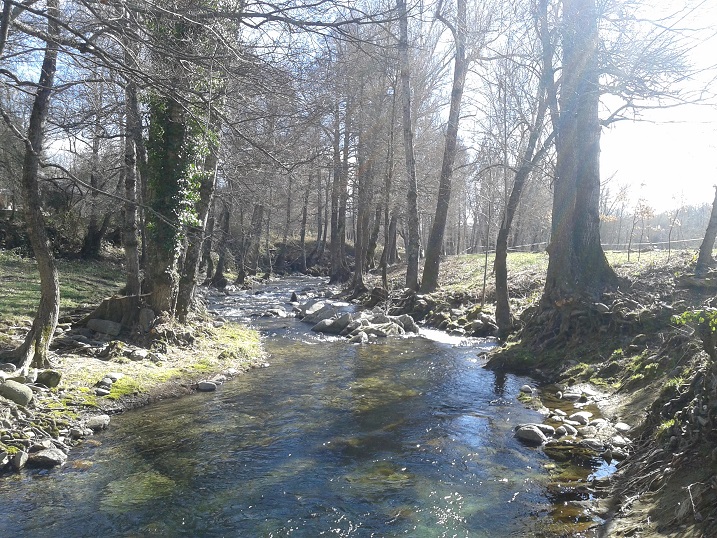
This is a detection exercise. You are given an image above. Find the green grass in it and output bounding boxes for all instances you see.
[0,250,124,322]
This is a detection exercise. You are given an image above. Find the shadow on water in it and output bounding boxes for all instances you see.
[0,277,599,537]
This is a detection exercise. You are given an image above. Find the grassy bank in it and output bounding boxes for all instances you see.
[0,250,265,471]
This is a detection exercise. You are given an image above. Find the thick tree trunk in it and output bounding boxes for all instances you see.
[329,104,350,283]
[542,0,617,307]
[696,187,717,275]
[145,96,187,314]
[9,0,60,372]
[352,134,372,295]
[201,213,215,280]
[245,203,264,275]
[366,206,382,270]
[398,0,420,291]
[420,0,468,293]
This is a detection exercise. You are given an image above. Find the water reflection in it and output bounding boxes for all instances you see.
[0,279,564,537]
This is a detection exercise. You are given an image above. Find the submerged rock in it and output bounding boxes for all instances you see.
[86,414,111,431]
[197,381,217,392]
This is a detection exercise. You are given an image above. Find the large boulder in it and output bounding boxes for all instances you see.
[87,318,122,336]
[0,379,33,406]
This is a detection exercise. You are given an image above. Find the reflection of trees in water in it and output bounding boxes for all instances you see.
[493,370,507,397]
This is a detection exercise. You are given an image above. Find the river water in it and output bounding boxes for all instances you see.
[0,278,588,537]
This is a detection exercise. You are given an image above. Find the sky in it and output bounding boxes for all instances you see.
[599,0,717,213]
[600,104,717,212]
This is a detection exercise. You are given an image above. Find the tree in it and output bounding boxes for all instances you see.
[542,0,618,309]
[420,0,470,293]
[398,0,421,291]
[4,0,61,372]
[696,186,717,275]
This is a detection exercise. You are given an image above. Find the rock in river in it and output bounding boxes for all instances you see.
[515,424,548,445]
[86,414,111,431]
[197,381,217,392]
[27,448,67,468]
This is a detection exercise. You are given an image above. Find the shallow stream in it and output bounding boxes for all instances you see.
[0,277,595,536]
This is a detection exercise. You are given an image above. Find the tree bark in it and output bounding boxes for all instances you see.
[9,0,60,372]
[211,203,231,287]
[398,0,420,291]
[542,0,617,307]
[145,95,187,314]
[494,95,551,338]
[122,24,142,297]
[420,0,468,293]
[696,187,717,275]
[176,128,219,321]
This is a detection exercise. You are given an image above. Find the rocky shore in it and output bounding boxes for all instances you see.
[0,305,264,475]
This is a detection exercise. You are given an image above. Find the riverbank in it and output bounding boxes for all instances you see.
[0,301,265,472]
[362,250,717,537]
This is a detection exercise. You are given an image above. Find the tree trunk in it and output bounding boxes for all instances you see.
[145,95,188,314]
[329,103,350,283]
[495,94,551,338]
[176,130,219,321]
[398,0,420,291]
[299,179,310,272]
[275,175,293,272]
[122,40,142,296]
[696,187,717,275]
[201,213,215,280]
[80,116,108,260]
[245,203,264,275]
[366,206,382,270]
[211,203,231,287]
[420,0,468,293]
[542,0,617,307]
[9,0,60,372]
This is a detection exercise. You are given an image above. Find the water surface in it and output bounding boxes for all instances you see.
[0,278,563,537]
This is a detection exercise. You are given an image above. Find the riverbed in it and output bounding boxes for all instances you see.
[0,278,591,536]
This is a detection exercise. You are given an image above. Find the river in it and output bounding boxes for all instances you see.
[0,277,593,537]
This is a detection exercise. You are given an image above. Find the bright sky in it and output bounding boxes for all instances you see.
[601,104,717,212]
[599,0,717,213]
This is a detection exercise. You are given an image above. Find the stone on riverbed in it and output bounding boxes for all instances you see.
[569,411,593,425]
[520,384,534,394]
[0,379,33,406]
[614,422,631,433]
[86,414,111,431]
[28,447,67,468]
[197,381,217,392]
[515,424,548,445]
[10,450,27,471]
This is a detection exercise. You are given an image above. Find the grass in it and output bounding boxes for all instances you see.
[0,249,124,322]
